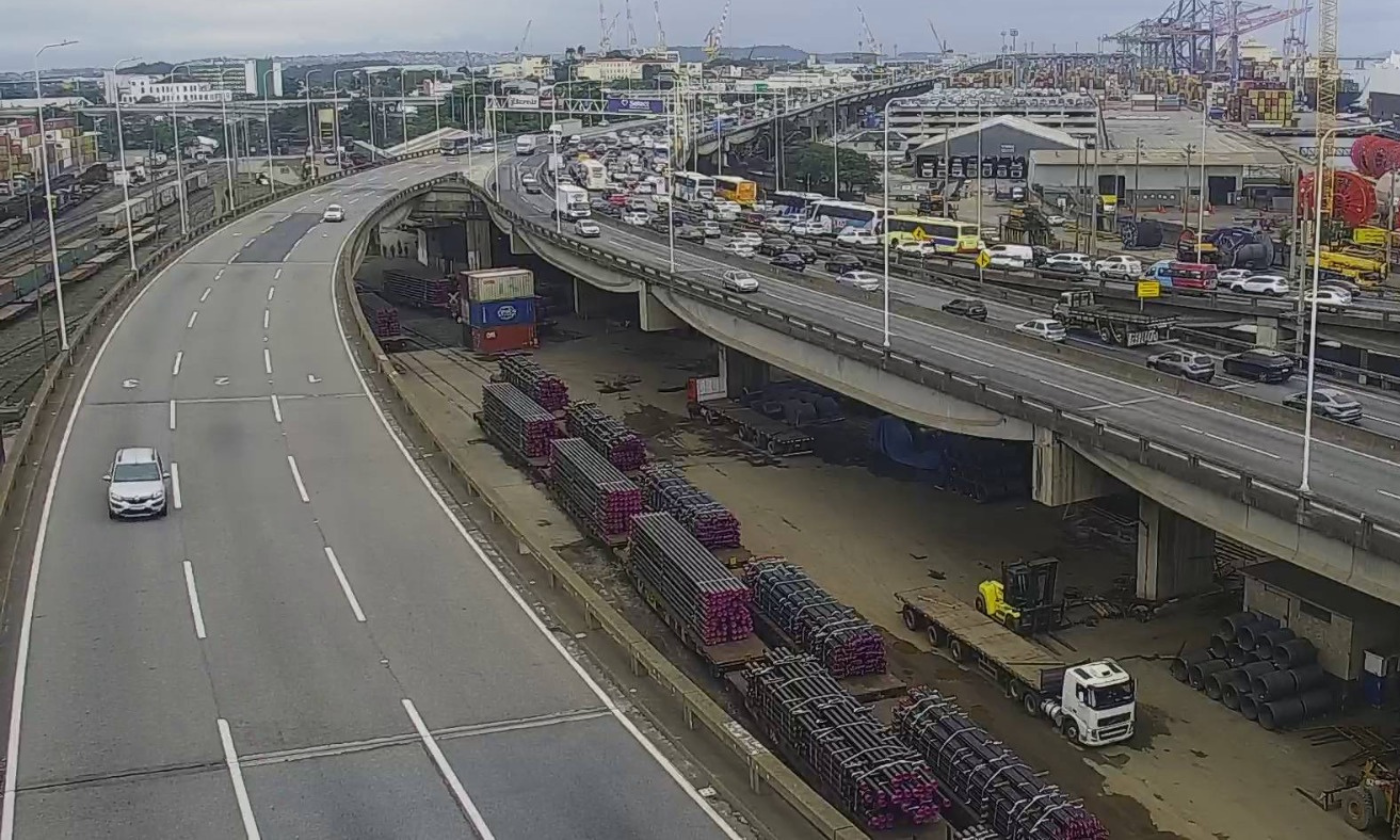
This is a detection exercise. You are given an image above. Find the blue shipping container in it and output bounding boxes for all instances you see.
[468,297,537,328]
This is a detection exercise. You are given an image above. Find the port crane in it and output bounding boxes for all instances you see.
[703,0,732,59]
[514,20,532,62]
[927,18,949,53]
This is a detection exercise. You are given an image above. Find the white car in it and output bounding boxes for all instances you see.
[1217,268,1251,285]
[1302,287,1352,309]
[836,270,882,291]
[837,227,878,248]
[1015,319,1068,342]
[1046,214,1066,226]
[721,270,760,293]
[705,205,738,222]
[1095,255,1143,280]
[622,210,651,226]
[895,241,939,259]
[763,217,794,234]
[574,219,601,238]
[722,241,756,257]
[989,254,1026,269]
[789,220,827,237]
[321,204,345,223]
[1044,253,1094,275]
[734,231,763,246]
[1234,274,1290,296]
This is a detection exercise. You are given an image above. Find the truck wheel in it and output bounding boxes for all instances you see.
[927,624,946,648]
[1061,719,1081,744]
[974,595,987,616]
[1022,690,1041,717]
[949,637,969,663]
[1340,786,1381,830]
[901,605,919,632]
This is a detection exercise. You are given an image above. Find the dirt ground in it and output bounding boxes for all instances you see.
[383,277,1364,840]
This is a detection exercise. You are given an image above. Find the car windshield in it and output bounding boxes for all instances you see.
[1089,679,1135,710]
[112,462,160,482]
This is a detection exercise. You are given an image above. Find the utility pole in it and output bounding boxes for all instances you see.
[1133,138,1142,217]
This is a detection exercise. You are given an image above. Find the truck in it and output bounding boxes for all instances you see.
[548,119,583,145]
[1051,290,1176,347]
[514,135,538,156]
[896,586,1136,747]
[555,183,590,220]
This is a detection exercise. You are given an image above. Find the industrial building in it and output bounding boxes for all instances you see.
[909,115,1079,181]
[884,89,1101,148]
[103,59,283,104]
[574,53,682,83]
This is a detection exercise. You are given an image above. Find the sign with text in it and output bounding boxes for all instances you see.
[605,97,666,115]
[505,94,540,110]
[1137,280,1161,299]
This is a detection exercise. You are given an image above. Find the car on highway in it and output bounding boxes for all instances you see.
[622,209,651,226]
[1015,318,1067,342]
[321,204,345,223]
[676,225,707,243]
[825,255,864,275]
[770,252,807,272]
[757,237,793,256]
[1146,349,1216,383]
[1046,214,1066,226]
[1222,347,1294,382]
[721,270,760,293]
[1043,253,1093,275]
[1282,387,1363,423]
[1095,255,1143,280]
[763,217,794,234]
[733,231,763,247]
[574,218,601,238]
[722,240,756,257]
[701,220,723,238]
[590,198,613,214]
[521,175,541,194]
[895,241,939,259]
[1217,268,1251,285]
[941,297,988,321]
[1301,287,1352,310]
[788,244,818,264]
[1231,274,1290,296]
[837,227,879,248]
[1318,275,1362,297]
[836,270,882,291]
[986,243,1033,268]
[789,220,827,237]
[105,446,169,519]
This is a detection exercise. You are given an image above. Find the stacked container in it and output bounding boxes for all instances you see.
[460,268,538,353]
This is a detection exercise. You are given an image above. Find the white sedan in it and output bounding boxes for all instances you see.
[1301,287,1352,309]
[1094,255,1143,280]
[895,241,939,258]
[321,204,345,223]
[789,220,827,237]
[837,227,878,248]
[1046,214,1066,226]
[722,241,756,257]
[836,271,882,292]
[622,210,651,226]
[1217,268,1251,285]
[763,218,794,234]
[1233,274,1290,296]
[721,270,760,293]
[1014,319,1067,342]
[734,231,763,246]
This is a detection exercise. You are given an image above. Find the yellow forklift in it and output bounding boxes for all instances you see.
[974,558,1065,636]
[1333,760,1400,836]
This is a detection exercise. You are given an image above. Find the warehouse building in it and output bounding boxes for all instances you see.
[885,89,1102,149]
[909,115,1079,181]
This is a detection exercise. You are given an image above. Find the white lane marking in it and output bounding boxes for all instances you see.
[263,349,273,375]
[348,197,361,205]
[244,238,256,248]
[1039,380,1102,401]
[1180,425,1280,460]
[274,268,282,280]
[1365,415,1400,430]
[168,400,176,431]
[1381,489,1400,502]
[402,699,496,838]
[182,561,207,639]
[218,720,263,840]
[263,309,270,330]
[226,254,237,265]
[200,287,211,302]
[170,462,184,509]
[286,455,310,502]
[295,205,307,212]
[267,286,275,301]
[214,269,224,281]
[329,236,745,840]
[172,351,183,377]
[187,311,199,329]
[323,547,367,622]
[270,394,282,423]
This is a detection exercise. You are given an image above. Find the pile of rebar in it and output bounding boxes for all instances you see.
[746,651,945,830]
[481,383,559,460]
[893,686,1108,840]
[499,355,568,412]
[548,438,643,542]
[636,462,740,549]
[565,402,647,471]
[630,512,752,645]
[357,292,400,339]
[745,561,885,677]
[382,269,453,310]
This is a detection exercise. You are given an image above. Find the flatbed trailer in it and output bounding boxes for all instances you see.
[1052,290,1176,347]
[622,552,766,675]
[687,397,813,456]
[747,602,907,703]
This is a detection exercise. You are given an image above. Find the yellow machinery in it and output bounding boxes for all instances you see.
[975,558,1064,636]
[1329,760,1400,836]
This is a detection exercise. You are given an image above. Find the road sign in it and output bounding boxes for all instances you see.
[604,97,666,114]
[1137,280,1161,299]
[975,250,992,269]
[911,227,929,243]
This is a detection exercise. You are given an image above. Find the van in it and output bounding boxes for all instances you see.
[986,243,1034,267]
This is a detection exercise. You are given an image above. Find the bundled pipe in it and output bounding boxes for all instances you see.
[636,462,741,549]
[547,438,643,541]
[745,561,886,678]
[630,512,752,645]
[565,402,647,471]
[747,651,945,829]
[382,269,453,310]
[499,355,568,412]
[481,383,560,460]
[357,292,400,339]
[893,686,1108,840]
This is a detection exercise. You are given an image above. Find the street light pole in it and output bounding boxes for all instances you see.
[831,100,839,198]
[1299,126,1341,495]
[262,69,275,194]
[363,71,377,162]
[399,68,409,152]
[112,57,141,275]
[34,39,78,351]
[304,69,319,155]
[1196,108,1207,261]
[331,69,350,162]
[219,68,237,213]
[168,63,193,237]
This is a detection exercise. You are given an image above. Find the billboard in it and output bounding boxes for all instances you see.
[506,94,540,110]
[604,97,666,115]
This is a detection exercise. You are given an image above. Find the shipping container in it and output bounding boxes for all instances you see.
[461,267,535,304]
[470,324,538,353]
[468,297,537,328]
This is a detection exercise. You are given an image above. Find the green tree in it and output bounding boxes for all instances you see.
[785,142,879,193]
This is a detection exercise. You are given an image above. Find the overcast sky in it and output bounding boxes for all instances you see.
[6,0,1396,72]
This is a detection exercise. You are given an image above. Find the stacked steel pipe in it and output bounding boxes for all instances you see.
[357,292,401,340]
[481,383,560,460]
[747,651,944,830]
[382,269,454,310]
[745,561,886,677]
[893,686,1107,840]
[636,462,741,549]
[630,512,752,645]
[565,402,647,471]
[548,438,644,542]
[499,355,568,412]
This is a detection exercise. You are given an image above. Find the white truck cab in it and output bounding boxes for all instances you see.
[1042,659,1136,746]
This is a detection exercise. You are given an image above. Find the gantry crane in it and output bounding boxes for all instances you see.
[514,20,532,62]
[703,0,733,59]
[1315,0,1338,223]
[624,0,639,54]
[927,18,949,53]
[598,1,611,53]
[653,0,667,54]
[856,5,882,58]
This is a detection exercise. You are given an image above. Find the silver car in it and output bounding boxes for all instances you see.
[105,447,169,519]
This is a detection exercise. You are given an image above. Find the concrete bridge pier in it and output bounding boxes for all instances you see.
[414,224,469,277]
[1138,496,1216,601]
[719,345,770,397]
[1031,426,1123,506]
[464,219,495,271]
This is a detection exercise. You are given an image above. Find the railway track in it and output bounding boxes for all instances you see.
[396,325,496,417]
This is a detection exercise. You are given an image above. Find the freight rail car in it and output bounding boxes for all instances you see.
[97,195,153,233]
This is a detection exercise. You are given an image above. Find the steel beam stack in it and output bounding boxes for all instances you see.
[630,512,752,645]
[481,383,560,461]
[499,355,568,412]
[357,292,401,340]
[745,561,885,677]
[565,402,647,471]
[893,687,1108,840]
[636,462,741,549]
[548,438,643,542]
[382,269,454,311]
[746,651,945,830]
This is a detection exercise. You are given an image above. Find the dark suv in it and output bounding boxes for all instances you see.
[1222,348,1294,383]
[825,255,864,275]
[1147,349,1216,383]
[758,237,792,256]
[941,298,988,321]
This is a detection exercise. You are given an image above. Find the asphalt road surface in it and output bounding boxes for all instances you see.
[5,157,740,840]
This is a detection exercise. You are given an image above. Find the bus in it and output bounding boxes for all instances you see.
[673,171,716,203]
[713,175,758,207]
[578,159,609,191]
[439,136,472,156]
[806,199,887,235]
[770,190,826,217]
[880,215,981,253]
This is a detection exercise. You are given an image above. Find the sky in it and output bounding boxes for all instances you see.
[5,0,1397,73]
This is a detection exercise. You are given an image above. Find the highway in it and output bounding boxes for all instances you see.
[4,155,740,839]
[493,149,1400,529]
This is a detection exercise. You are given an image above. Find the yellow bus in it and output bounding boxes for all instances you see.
[713,175,759,207]
[880,215,981,254]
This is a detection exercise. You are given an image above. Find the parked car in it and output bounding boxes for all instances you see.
[837,227,879,248]
[1043,253,1093,275]
[676,225,707,243]
[1302,287,1352,310]
[825,255,864,275]
[770,252,807,272]
[701,220,723,238]
[1282,387,1363,423]
[321,204,345,223]
[1014,318,1067,342]
[1095,255,1143,280]
[788,244,818,264]
[941,297,988,321]
[721,270,760,293]
[1222,348,1294,382]
[896,241,939,259]
[789,220,827,237]
[574,219,601,238]
[758,237,793,256]
[1232,274,1290,296]
[105,446,169,519]
[836,270,882,291]
[1146,349,1216,382]
[722,240,756,257]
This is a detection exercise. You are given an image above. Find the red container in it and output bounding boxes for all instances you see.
[470,324,538,353]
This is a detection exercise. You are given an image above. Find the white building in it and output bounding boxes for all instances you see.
[488,57,552,81]
[575,53,680,83]
[104,70,241,104]
[886,89,1102,148]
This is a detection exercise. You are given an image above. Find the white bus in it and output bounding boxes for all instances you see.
[806,199,888,234]
[771,190,827,216]
[579,159,609,191]
[672,171,716,203]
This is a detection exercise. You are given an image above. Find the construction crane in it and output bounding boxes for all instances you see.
[926,18,948,53]
[653,0,667,54]
[1315,0,1338,222]
[624,0,639,54]
[598,1,611,53]
[856,5,882,59]
[703,0,732,59]
[514,19,532,62]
